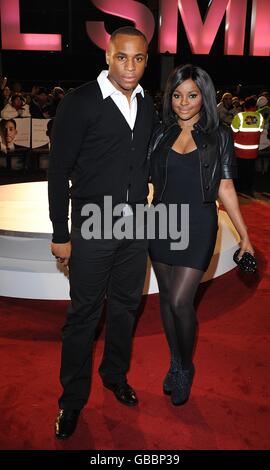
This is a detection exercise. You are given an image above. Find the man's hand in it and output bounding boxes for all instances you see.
[51,241,71,267]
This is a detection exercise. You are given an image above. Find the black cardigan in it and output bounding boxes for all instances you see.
[48,80,155,243]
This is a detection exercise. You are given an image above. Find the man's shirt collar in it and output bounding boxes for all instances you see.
[97,70,144,100]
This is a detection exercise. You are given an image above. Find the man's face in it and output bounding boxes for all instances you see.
[106,34,148,97]
[232,98,240,108]
[5,121,17,144]
[223,96,232,109]
[38,92,48,105]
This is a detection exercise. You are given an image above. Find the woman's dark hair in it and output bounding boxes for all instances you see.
[163,64,219,133]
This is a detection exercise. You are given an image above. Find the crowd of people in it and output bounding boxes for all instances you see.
[1,76,269,195]
[0,79,65,168]
[0,79,66,119]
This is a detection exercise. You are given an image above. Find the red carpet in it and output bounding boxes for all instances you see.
[0,201,269,450]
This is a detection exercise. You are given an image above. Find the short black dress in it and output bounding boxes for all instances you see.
[149,147,218,271]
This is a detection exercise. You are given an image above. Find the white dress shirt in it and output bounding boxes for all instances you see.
[97,70,144,130]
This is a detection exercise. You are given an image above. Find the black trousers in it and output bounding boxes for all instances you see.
[236,157,256,195]
[58,227,148,410]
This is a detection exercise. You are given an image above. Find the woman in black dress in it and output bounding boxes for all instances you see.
[149,64,254,406]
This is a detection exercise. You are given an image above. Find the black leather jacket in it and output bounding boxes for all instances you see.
[149,120,237,203]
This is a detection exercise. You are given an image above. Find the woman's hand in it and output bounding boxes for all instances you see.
[218,180,255,260]
[238,235,255,259]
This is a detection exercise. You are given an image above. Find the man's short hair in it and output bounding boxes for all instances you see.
[244,96,257,109]
[110,27,148,46]
[38,87,48,95]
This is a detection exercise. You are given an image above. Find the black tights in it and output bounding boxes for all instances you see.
[152,262,204,369]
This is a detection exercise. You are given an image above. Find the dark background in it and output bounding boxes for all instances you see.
[0,0,269,94]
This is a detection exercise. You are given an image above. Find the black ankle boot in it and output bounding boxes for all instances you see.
[163,356,181,395]
[171,363,195,406]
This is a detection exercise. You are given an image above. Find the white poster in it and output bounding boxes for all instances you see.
[31,118,50,151]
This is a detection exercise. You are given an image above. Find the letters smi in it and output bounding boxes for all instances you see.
[0,0,269,56]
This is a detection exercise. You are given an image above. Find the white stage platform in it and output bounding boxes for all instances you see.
[0,182,240,300]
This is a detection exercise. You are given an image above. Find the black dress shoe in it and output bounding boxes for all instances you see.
[104,382,138,406]
[55,409,81,439]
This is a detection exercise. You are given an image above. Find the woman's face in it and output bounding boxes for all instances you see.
[172,78,202,123]
[13,96,23,109]
[3,86,11,98]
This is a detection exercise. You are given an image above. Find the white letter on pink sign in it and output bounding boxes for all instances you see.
[86,0,155,51]
[250,0,270,56]
[159,0,247,56]
[0,0,61,51]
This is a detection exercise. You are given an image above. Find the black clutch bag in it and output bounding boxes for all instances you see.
[233,248,257,273]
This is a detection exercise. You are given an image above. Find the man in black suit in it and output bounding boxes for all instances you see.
[48,27,155,439]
